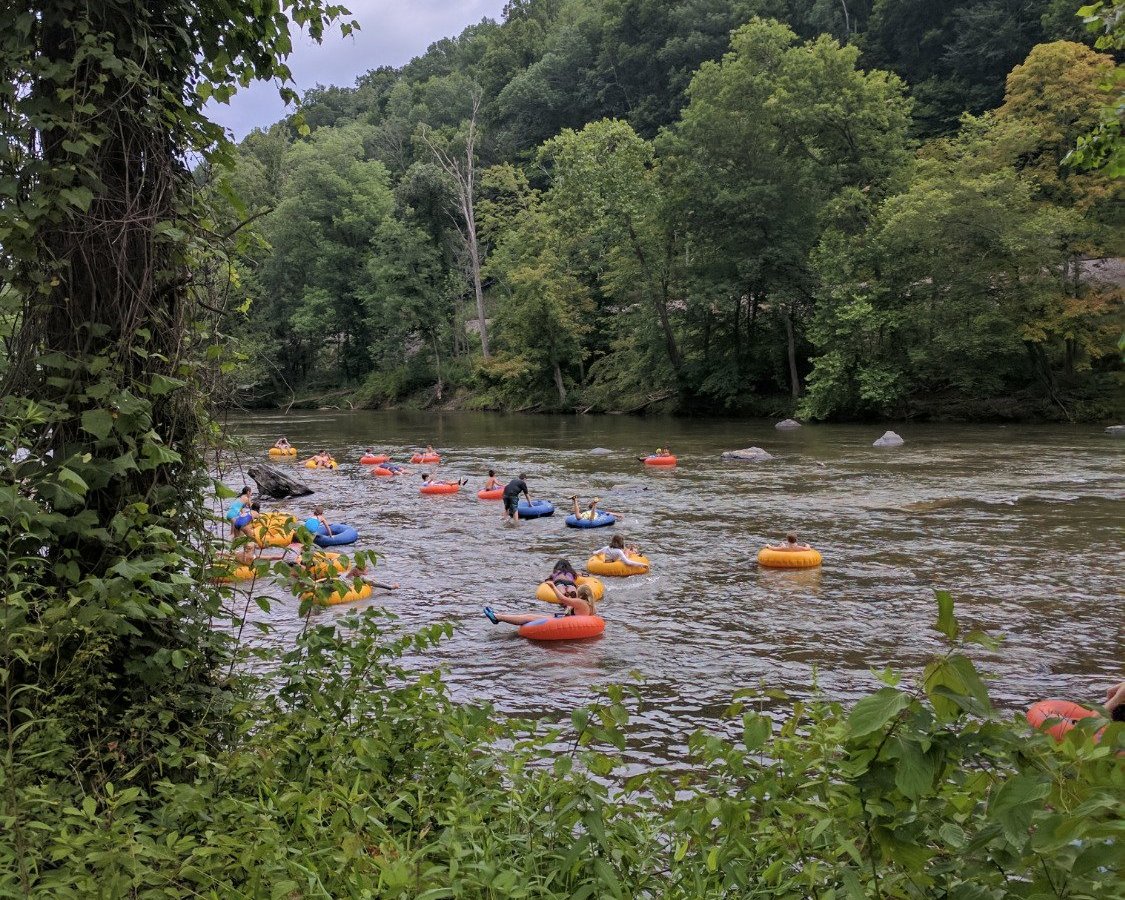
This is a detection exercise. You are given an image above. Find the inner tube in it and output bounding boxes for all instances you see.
[420,482,460,495]
[359,454,389,465]
[268,447,297,457]
[411,453,441,464]
[304,551,348,578]
[565,512,616,529]
[517,499,555,519]
[519,615,605,641]
[313,524,358,547]
[371,467,396,477]
[1026,700,1101,742]
[304,458,338,469]
[536,575,605,604]
[477,487,504,500]
[644,455,677,466]
[586,552,649,577]
[250,513,296,548]
[210,562,257,583]
[304,581,373,606]
[757,547,822,569]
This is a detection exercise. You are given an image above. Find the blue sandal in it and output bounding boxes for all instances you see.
[483,606,498,624]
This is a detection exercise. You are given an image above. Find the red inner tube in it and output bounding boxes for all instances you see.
[644,455,677,466]
[1026,699,1100,741]
[477,487,503,500]
[420,482,460,495]
[411,453,441,463]
[518,615,605,641]
[371,467,394,477]
[360,454,389,464]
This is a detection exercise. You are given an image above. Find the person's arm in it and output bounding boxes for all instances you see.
[1106,681,1125,714]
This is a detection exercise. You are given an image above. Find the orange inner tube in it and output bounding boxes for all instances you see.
[518,615,605,641]
[478,487,503,500]
[371,467,396,477]
[644,455,677,466]
[420,482,460,495]
[360,454,389,464]
[1026,699,1100,742]
[411,453,440,463]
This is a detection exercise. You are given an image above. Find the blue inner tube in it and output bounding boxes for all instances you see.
[313,523,358,546]
[517,499,555,519]
[565,512,616,528]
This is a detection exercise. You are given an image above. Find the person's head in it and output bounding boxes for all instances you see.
[421,472,429,481]
[518,473,527,481]
[250,502,260,512]
[488,469,495,477]
[314,505,324,515]
[553,558,576,576]
[366,448,373,453]
[320,450,328,456]
[786,532,798,545]
[609,535,625,550]
[239,486,251,499]
[576,584,596,614]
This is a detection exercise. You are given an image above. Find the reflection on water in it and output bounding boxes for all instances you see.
[220,411,1124,766]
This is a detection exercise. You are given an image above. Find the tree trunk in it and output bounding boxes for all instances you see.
[432,330,443,400]
[248,465,315,500]
[626,221,681,373]
[784,306,801,400]
[552,358,567,403]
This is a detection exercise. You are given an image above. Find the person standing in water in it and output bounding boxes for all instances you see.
[502,473,530,523]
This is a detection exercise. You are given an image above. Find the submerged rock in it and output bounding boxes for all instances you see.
[1106,425,1125,437]
[722,447,774,462]
[248,464,314,500]
[589,447,613,455]
[873,431,904,448]
[775,418,802,429]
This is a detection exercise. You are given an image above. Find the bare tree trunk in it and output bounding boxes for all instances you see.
[784,306,801,400]
[421,90,490,358]
[552,358,567,403]
[432,330,443,400]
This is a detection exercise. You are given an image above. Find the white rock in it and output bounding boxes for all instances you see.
[589,447,613,455]
[873,431,904,447]
[722,447,774,461]
[775,418,802,429]
[1105,425,1125,437]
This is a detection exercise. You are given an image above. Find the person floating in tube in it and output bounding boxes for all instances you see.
[501,473,530,523]
[484,584,596,627]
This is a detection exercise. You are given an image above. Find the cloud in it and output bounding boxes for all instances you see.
[208,0,507,140]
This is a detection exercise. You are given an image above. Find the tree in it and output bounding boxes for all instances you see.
[421,89,491,357]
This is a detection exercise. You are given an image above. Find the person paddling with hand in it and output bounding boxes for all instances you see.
[501,473,530,523]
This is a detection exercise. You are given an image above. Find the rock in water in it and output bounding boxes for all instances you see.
[1106,425,1125,437]
[775,419,802,430]
[248,464,314,500]
[873,431,904,448]
[589,447,613,455]
[722,447,774,461]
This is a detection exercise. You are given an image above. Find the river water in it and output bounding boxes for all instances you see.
[222,411,1123,767]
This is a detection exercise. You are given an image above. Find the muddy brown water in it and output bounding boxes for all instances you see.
[220,411,1124,766]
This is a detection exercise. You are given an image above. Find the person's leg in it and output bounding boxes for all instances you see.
[493,612,543,626]
[571,497,580,517]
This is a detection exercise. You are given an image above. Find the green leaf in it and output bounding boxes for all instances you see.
[170,650,186,670]
[80,408,114,440]
[891,737,936,800]
[149,373,186,396]
[847,688,911,738]
[934,589,958,640]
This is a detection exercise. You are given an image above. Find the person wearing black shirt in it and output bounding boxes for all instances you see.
[501,474,530,522]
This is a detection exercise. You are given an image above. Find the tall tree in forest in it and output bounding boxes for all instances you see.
[421,89,491,357]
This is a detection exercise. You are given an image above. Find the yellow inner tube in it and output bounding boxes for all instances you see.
[210,562,257,583]
[536,575,605,604]
[757,547,822,569]
[250,512,296,548]
[268,447,298,457]
[586,553,650,577]
[304,551,348,578]
[304,580,373,605]
[304,458,339,469]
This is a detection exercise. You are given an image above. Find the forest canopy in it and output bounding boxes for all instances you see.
[220,0,1123,421]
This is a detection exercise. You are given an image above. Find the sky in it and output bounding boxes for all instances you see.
[208,0,508,140]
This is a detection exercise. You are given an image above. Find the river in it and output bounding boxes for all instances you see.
[221,411,1123,767]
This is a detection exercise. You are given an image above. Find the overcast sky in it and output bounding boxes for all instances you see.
[208,0,508,140]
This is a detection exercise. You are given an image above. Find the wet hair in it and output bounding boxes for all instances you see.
[553,558,577,577]
[576,584,596,614]
[488,469,495,477]
[518,473,527,481]
[313,505,324,515]
[420,472,430,480]
[239,486,251,497]
[786,532,798,544]
[250,502,261,512]
[609,535,625,550]
[1114,704,1125,723]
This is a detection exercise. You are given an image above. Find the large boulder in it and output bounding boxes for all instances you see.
[1105,425,1125,437]
[722,446,774,462]
[775,418,802,430]
[248,464,314,500]
[873,431,904,448]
